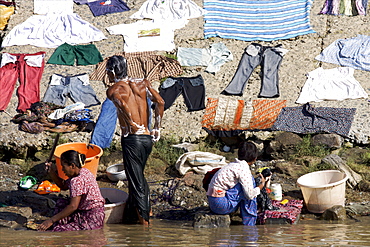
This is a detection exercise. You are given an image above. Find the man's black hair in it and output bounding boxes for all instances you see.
[106,55,128,79]
[238,141,258,162]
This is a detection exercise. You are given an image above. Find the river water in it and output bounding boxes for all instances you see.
[1,217,369,246]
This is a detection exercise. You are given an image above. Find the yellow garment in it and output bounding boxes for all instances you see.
[0,5,14,30]
[257,166,270,174]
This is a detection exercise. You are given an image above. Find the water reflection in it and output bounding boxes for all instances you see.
[206,226,259,246]
[1,218,370,246]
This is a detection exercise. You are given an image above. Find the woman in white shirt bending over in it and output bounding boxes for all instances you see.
[206,141,266,225]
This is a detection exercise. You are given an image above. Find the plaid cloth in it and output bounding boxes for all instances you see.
[89,51,183,86]
[257,199,304,225]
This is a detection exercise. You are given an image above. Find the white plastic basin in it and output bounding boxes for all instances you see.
[297,170,348,213]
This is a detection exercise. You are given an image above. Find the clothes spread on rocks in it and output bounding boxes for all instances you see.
[296,67,368,104]
[47,43,103,66]
[315,35,370,71]
[43,74,101,108]
[1,13,106,48]
[12,102,63,124]
[320,0,368,16]
[202,98,286,137]
[87,0,130,17]
[0,0,15,31]
[177,42,233,74]
[221,43,288,97]
[89,52,183,86]
[106,20,185,52]
[159,75,206,111]
[0,52,46,112]
[34,0,74,15]
[130,0,205,25]
[204,0,315,41]
[74,0,99,3]
[175,151,228,176]
[11,101,95,134]
[272,103,357,137]
[47,102,86,120]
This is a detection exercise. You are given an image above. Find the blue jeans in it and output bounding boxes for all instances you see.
[43,73,101,107]
[222,43,285,98]
[90,98,117,148]
[208,183,257,226]
[90,97,153,148]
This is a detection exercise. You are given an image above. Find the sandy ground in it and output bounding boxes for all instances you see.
[0,0,369,150]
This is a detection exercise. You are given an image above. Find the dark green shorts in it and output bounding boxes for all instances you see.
[47,43,103,66]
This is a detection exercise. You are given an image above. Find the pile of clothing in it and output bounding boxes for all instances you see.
[12,102,95,134]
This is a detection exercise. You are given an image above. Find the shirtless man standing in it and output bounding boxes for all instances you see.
[106,55,164,225]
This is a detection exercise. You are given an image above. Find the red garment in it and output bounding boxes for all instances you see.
[0,52,46,112]
[66,168,105,210]
[257,199,304,225]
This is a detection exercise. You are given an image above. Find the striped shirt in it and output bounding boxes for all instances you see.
[315,35,370,72]
[204,0,315,42]
[90,51,184,86]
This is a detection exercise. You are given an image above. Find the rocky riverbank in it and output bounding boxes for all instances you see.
[0,0,369,157]
[1,132,370,229]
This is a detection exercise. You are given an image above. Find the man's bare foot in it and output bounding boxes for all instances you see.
[138,216,149,226]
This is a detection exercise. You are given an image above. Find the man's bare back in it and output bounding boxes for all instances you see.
[107,78,164,138]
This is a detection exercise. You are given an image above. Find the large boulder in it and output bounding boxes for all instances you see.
[311,134,344,149]
[321,205,347,221]
[193,211,231,228]
[266,132,303,159]
[346,202,370,217]
[0,206,32,229]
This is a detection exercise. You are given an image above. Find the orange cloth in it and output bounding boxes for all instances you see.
[34,180,61,194]
[202,97,286,131]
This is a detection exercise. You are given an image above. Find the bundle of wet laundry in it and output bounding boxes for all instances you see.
[12,101,95,134]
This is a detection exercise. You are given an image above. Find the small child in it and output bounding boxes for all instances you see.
[38,150,105,231]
